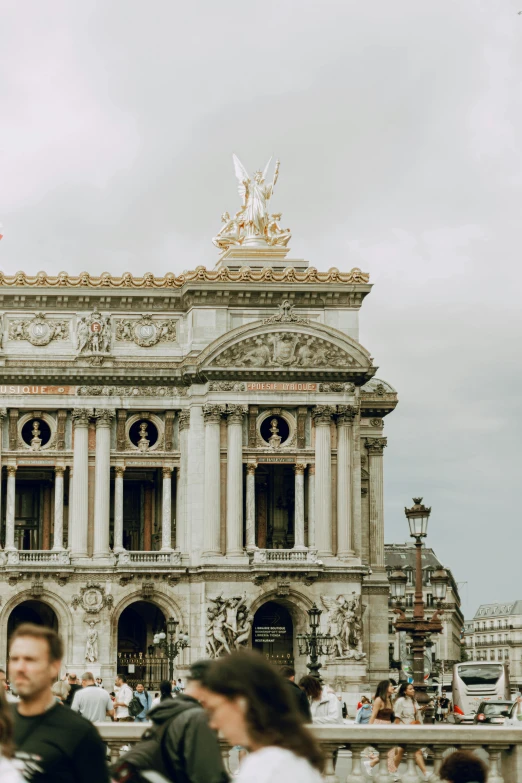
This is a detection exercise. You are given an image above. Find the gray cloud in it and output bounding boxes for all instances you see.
[1,0,521,615]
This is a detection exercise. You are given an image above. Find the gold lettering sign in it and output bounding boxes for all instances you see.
[0,385,75,395]
[246,382,317,392]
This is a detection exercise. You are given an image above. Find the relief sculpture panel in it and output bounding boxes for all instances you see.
[214,332,357,368]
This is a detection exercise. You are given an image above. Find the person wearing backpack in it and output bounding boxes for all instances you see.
[111,661,228,783]
[114,673,134,722]
[132,683,153,722]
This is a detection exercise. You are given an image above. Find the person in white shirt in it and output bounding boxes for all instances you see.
[191,650,324,783]
[298,676,343,724]
[114,673,134,721]
[71,672,114,723]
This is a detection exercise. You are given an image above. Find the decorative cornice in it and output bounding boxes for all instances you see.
[318,383,355,393]
[311,405,336,425]
[178,410,191,431]
[202,404,226,424]
[0,266,370,289]
[365,437,387,455]
[76,385,187,397]
[71,408,93,426]
[208,381,246,392]
[226,404,248,424]
[337,405,358,424]
[94,408,115,426]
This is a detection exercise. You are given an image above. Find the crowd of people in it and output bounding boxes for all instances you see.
[0,623,492,783]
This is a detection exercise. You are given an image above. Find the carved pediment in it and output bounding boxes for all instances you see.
[213,331,357,369]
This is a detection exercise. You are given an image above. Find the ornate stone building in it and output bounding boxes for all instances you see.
[464,602,522,693]
[0,164,399,704]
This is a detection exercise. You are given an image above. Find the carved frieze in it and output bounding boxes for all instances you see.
[76,312,111,356]
[215,332,357,369]
[71,583,114,613]
[115,314,177,347]
[208,381,246,392]
[319,382,355,393]
[76,385,187,397]
[8,313,69,346]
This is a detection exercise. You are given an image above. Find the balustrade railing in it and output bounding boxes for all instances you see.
[252,548,320,565]
[97,723,522,782]
[7,550,71,565]
[115,550,181,566]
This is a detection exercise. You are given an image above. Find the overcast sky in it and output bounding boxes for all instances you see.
[1,1,521,617]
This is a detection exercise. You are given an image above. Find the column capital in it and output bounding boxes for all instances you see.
[178,410,190,431]
[312,405,335,425]
[72,408,93,426]
[54,466,65,477]
[226,404,248,425]
[246,463,257,476]
[203,404,226,424]
[0,408,7,420]
[6,465,17,477]
[294,463,306,476]
[94,408,115,426]
[336,404,359,424]
[365,437,387,455]
[162,466,173,479]
[114,465,125,478]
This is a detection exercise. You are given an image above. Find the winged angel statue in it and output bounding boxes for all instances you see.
[321,593,366,660]
[213,155,291,251]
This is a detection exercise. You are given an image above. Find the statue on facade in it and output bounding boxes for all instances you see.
[30,420,42,450]
[268,418,282,450]
[85,621,99,663]
[321,593,366,660]
[76,312,111,355]
[206,593,251,658]
[212,155,291,251]
[137,422,150,451]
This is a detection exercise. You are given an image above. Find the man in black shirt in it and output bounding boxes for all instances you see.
[64,673,82,707]
[9,622,109,783]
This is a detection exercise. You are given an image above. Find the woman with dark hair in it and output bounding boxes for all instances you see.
[197,650,324,782]
[365,679,398,778]
[150,680,173,709]
[299,675,343,724]
[393,682,429,780]
[0,685,23,783]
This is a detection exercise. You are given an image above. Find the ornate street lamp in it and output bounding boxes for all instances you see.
[297,603,333,680]
[152,617,190,682]
[393,499,448,721]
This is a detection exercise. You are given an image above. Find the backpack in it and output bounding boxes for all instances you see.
[129,694,145,717]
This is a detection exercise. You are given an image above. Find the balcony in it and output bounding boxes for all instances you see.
[251,548,321,566]
[5,549,71,566]
[115,550,182,567]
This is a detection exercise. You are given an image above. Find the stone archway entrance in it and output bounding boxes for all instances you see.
[117,600,167,688]
[7,600,59,662]
[252,600,294,668]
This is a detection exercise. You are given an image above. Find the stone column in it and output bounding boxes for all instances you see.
[226,405,246,557]
[245,463,257,551]
[293,463,306,549]
[312,406,334,557]
[351,401,362,558]
[113,466,125,553]
[93,409,114,559]
[203,405,224,557]
[161,467,173,551]
[307,465,315,549]
[366,438,387,567]
[52,467,65,551]
[42,482,52,550]
[176,410,190,553]
[5,465,16,552]
[70,409,91,557]
[337,406,356,558]
[143,483,153,551]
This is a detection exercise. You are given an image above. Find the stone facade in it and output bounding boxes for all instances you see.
[464,602,522,692]
[0,245,398,703]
